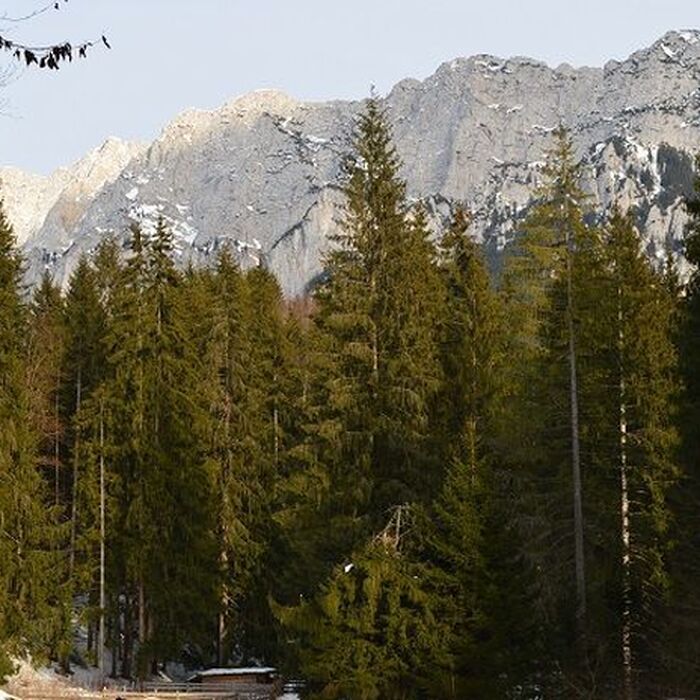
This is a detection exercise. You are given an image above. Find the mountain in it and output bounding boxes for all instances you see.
[0,136,145,255]
[2,30,699,295]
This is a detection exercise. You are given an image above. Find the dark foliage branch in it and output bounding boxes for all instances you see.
[0,0,108,70]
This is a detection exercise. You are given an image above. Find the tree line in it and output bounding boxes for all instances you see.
[1,99,700,699]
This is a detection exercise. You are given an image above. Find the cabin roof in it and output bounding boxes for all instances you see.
[188,667,276,680]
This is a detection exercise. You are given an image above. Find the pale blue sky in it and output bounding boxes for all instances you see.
[0,0,698,173]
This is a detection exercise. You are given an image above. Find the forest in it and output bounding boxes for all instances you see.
[1,98,700,700]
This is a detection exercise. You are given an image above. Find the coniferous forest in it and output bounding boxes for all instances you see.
[2,98,700,699]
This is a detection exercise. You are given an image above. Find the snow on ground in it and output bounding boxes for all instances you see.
[5,658,302,699]
[3,658,128,698]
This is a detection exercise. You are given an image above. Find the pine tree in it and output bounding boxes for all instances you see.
[314,97,443,534]
[502,136,680,694]
[276,97,446,692]
[500,129,602,685]
[27,273,66,509]
[102,221,219,675]
[276,508,450,700]
[665,156,700,691]
[267,301,337,621]
[436,207,501,473]
[99,224,149,678]
[598,209,678,696]
[60,256,111,668]
[196,250,268,662]
[63,255,106,592]
[25,273,76,666]
[0,205,63,676]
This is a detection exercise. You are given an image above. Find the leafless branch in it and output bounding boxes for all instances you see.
[0,1,108,70]
[0,1,58,24]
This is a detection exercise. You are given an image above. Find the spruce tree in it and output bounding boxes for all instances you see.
[277,97,445,693]
[267,301,337,621]
[102,222,219,676]
[27,273,66,508]
[276,508,450,700]
[63,255,106,591]
[436,207,501,472]
[0,205,62,675]
[100,224,150,678]
[421,207,541,696]
[599,209,678,696]
[501,129,601,684]
[199,250,266,662]
[666,156,700,691]
[314,97,443,534]
[503,136,680,694]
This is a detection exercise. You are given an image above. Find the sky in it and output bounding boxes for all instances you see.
[0,0,698,174]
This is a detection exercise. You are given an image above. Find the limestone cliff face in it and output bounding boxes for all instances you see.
[0,166,69,246]
[3,30,700,294]
[0,136,145,264]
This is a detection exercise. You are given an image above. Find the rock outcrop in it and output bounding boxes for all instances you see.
[2,30,700,294]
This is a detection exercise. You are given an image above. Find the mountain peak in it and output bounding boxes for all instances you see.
[4,31,700,294]
[159,90,301,144]
[223,89,300,116]
[662,28,700,44]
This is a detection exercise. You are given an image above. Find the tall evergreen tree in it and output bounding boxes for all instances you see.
[27,274,66,509]
[276,508,450,700]
[598,209,678,697]
[102,222,219,676]
[63,256,106,592]
[501,130,604,687]
[277,97,445,692]
[665,156,700,692]
[197,250,266,662]
[420,207,541,697]
[314,98,443,534]
[0,205,62,677]
[503,137,680,696]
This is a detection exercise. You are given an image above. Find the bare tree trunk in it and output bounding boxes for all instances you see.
[618,290,634,700]
[217,380,233,666]
[98,401,106,682]
[69,369,82,576]
[217,459,230,667]
[272,380,280,467]
[370,273,379,381]
[468,319,478,484]
[138,579,146,680]
[217,609,226,666]
[369,279,379,495]
[566,225,586,640]
[55,388,60,507]
[110,613,118,679]
[122,594,132,680]
[217,546,228,667]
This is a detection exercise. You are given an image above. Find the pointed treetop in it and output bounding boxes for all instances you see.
[540,126,587,207]
[33,270,62,314]
[345,96,404,196]
[0,200,23,292]
[441,205,473,259]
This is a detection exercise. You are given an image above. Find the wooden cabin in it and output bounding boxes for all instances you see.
[187,667,278,686]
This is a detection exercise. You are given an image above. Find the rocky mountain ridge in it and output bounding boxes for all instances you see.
[2,29,700,294]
